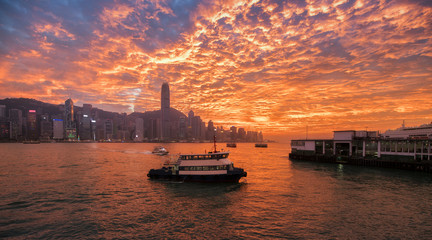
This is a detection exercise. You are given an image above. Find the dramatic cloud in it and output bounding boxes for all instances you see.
[0,0,431,137]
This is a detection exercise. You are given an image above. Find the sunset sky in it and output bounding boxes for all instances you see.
[0,0,431,139]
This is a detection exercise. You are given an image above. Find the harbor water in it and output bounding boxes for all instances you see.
[1,143,432,239]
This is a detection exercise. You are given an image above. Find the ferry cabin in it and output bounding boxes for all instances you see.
[177,152,235,176]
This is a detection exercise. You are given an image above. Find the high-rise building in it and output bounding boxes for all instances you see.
[27,110,38,140]
[135,118,144,142]
[64,98,76,139]
[188,110,194,126]
[40,114,52,140]
[64,98,74,128]
[230,126,237,141]
[53,119,64,139]
[179,116,187,139]
[0,105,6,120]
[9,109,22,140]
[104,119,113,140]
[238,128,246,141]
[79,104,92,140]
[192,116,202,140]
[258,131,264,142]
[200,121,206,140]
[0,121,10,140]
[161,82,170,140]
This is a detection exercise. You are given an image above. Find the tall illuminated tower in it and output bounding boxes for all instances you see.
[161,82,170,140]
[64,98,76,139]
[65,98,74,128]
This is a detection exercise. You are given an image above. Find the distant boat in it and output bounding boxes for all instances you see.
[255,143,268,148]
[152,146,169,156]
[226,143,237,148]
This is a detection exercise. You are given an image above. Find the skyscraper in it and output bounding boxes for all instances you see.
[27,110,38,140]
[64,98,74,128]
[64,98,76,139]
[9,109,22,140]
[161,82,170,140]
[79,104,92,140]
[135,118,144,142]
[53,119,64,140]
[0,105,6,120]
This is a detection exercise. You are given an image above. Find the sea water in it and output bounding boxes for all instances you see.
[1,143,431,239]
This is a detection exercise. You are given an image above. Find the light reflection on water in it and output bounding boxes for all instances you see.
[0,143,431,239]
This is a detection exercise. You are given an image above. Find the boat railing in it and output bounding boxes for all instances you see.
[179,153,230,160]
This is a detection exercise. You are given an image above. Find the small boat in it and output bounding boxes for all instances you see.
[226,142,237,148]
[152,146,169,155]
[148,136,247,183]
[255,143,268,148]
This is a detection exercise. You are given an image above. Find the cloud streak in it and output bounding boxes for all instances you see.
[0,0,431,136]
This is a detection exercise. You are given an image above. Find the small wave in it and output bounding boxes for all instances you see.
[1,201,33,210]
[58,164,79,168]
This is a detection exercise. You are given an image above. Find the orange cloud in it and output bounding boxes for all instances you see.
[0,0,431,138]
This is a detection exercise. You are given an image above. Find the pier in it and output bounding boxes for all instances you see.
[290,128,432,173]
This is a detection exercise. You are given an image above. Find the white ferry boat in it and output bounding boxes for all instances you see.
[152,146,169,156]
[147,139,247,183]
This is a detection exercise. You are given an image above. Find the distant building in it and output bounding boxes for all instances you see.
[238,128,246,141]
[79,104,92,140]
[0,105,6,120]
[188,110,194,127]
[53,119,64,139]
[230,126,237,141]
[258,131,263,142]
[104,119,113,140]
[149,118,160,140]
[64,98,76,140]
[40,114,52,140]
[9,109,22,140]
[179,116,187,139]
[192,116,202,140]
[27,110,38,140]
[0,121,10,141]
[64,98,74,128]
[161,82,170,140]
[200,121,206,140]
[135,118,144,142]
[207,120,215,140]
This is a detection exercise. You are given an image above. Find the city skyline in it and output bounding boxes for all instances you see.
[0,0,431,140]
[0,93,265,143]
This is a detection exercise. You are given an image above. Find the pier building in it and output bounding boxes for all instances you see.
[290,124,432,172]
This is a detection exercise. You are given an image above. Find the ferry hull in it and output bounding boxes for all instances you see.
[147,169,247,183]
